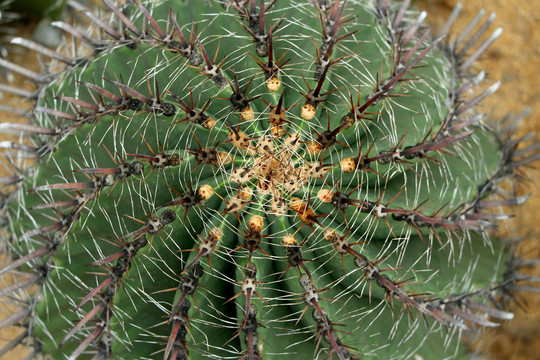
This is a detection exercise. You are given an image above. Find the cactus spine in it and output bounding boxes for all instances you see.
[0,1,539,359]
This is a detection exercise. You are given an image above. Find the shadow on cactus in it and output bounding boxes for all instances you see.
[1,0,539,359]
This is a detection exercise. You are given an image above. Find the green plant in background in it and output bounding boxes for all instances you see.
[6,0,65,20]
[0,0,539,359]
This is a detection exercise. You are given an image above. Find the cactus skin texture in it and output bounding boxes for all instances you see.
[1,0,539,359]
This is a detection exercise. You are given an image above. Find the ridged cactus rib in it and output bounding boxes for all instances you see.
[0,0,539,359]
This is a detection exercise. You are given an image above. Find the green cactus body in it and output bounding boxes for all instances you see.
[0,1,538,359]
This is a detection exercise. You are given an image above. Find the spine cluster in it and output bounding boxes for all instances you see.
[0,1,538,359]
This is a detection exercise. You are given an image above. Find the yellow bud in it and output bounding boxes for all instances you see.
[340,157,356,173]
[317,189,333,203]
[238,187,253,201]
[202,116,216,129]
[257,137,273,155]
[197,184,214,200]
[266,77,280,92]
[208,227,223,242]
[323,228,338,243]
[249,215,264,233]
[241,105,255,121]
[271,196,287,215]
[301,103,316,120]
[218,152,233,165]
[289,197,303,211]
[306,141,322,155]
[340,114,354,129]
[271,125,283,137]
[283,234,298,247]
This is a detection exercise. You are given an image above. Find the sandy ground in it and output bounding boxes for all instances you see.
[0,0,539,359]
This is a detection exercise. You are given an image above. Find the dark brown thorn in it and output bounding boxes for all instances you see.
[0,58,42,82]
[195,34,212,70]
[77,80,123,104]
[29,181,96,192]
[78,6,121,40]
[457,12,496,58]
[188,22,198,49]
[213,41,222,64]
[400,11,426,45]
[68,322,106,359]
[0,307,31,329]
[60,302,106,346]
[400,30,429,65]
[75,277,114,310]
[0,271,45,298]
[456,82,500,116]
[392,0,411,28]
[312,64,331,98]
[30,199,81,210]
[56,96,100,112]
[104,78,150,105]
[170,10,188,47]
[0,329,28,357]
[132,0,166,39]
[0,175,23,186]
[104,0,142,37]
[11,37,76,66]
[258,0,266,35]
[35,107,79,121]
[0,123,57,136]
[88,251,128,267]
[50,21,102,48]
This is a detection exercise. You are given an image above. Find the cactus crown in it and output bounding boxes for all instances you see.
[0,1,539,359]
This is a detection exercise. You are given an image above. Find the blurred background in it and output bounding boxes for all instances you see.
[0,0,538,358]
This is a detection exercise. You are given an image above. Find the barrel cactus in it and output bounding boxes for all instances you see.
[1,0,539,359]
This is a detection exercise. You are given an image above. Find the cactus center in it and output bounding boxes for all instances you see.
[227,116,329,214]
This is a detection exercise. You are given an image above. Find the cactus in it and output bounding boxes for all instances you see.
[1,0,539,359]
